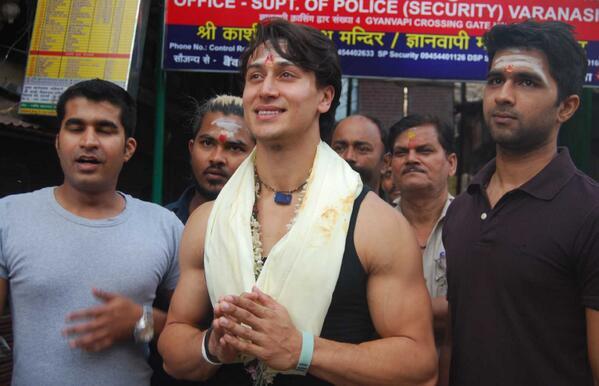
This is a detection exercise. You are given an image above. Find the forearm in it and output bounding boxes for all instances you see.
[309,336,437,386]
[158,323,220,381]
[152,308,168,337]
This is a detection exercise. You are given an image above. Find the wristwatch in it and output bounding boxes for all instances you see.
[133,304,154,343]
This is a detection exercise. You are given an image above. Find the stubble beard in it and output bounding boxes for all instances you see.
[486,116,554,155]
[194,179,220,201]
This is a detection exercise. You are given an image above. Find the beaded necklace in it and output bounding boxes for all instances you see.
[250,171,308,279]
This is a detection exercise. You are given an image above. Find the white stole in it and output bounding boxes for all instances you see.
[204,141,363,336]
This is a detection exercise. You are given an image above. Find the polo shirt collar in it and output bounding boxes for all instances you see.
[467,147,576,200]
[169,185,196,223]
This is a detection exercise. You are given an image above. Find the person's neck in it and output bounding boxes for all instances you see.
[400,188,449,228]
[493,141,557,192]
[189,191,209,214]
[54,183,124,220]
[367,174,381,195]
[254,132,320,191]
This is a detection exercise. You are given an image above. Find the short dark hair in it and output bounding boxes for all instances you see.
[483,20,587,103]
[332,114,389,152]
[56,79,137,137]
[240,18,342,138]
[192,94,245,138]
[387,114,455,155]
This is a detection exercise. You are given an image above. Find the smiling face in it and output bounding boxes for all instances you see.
[189,111,254,200]
[392,124,456,197]
[55,97,136,194]
[331,115,386,188]
[242,42,334,144]
[483,48,573,153]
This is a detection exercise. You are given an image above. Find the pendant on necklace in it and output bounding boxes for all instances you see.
[274,192,293,205]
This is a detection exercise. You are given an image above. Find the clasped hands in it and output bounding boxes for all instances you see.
[208,286,303,371]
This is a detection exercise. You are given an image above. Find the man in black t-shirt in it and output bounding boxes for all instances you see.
[441,21,599,386]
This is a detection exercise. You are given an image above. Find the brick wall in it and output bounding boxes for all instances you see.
[358,80,404,130]
[358,80,455,129]
[407,83,455,125]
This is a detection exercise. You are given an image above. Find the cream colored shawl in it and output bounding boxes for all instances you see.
[204,141,363,336]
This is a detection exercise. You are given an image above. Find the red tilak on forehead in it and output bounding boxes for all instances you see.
[265,52,274,65]
[218,134,227,143]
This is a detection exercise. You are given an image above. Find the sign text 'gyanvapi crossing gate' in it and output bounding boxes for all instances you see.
[164,0,599,86]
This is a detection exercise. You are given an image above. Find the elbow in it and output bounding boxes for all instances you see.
[161,363,212,382]
[390,346,438,386]
[162,363,186,381]
[417,345,439,386]
[417,351,439,386]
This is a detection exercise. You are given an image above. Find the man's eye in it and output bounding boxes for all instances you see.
[332,145,345,153]
[520,79,535,87]
[280,71,294,79]
[200,139,214,147]
[358,146,372,153]
[487,77,502,86]
[247,72,262,81]
[393,150,406,157]
[97,126,115,134]
[229,145,245,153]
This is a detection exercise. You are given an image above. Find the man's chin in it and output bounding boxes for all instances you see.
[194,183,222,201]
[351,167,373,186]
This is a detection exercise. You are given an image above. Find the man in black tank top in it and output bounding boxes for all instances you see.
[158,19,437,386]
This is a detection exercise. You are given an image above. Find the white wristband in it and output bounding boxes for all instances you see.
[201,328,222,366]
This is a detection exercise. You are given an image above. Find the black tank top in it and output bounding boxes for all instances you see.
[207,186,375,386]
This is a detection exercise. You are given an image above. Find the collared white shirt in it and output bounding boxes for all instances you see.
[397,195,453,298]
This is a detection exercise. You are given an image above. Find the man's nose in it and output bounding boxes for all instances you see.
[406,148,419,163]
[209,145,226,165]
[495,81,516,105]
[80,128,99,148]
[259,73,279,98]
[343,147,357,164]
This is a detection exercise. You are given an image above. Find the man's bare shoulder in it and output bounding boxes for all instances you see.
[354,192,420,274]
[356,192,412,238]
[180,201,215,270]
[186,200,214,229]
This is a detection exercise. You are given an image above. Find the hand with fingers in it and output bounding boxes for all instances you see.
[208,298,242,364]
[63,288,143,352]
[217,286,303,371]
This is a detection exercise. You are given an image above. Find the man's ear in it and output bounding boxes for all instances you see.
[447,153,458,177]
[557,94,580,124]
[123,137,137,162]
[318,85,335,114]
[383,152,391,165]
[188,139,195,155]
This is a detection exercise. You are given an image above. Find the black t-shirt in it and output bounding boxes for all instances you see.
[443,148,599,386]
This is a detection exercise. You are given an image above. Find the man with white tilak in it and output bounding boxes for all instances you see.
[440,21,599,386]
[166,95,255,224]
[159,19,437,386]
